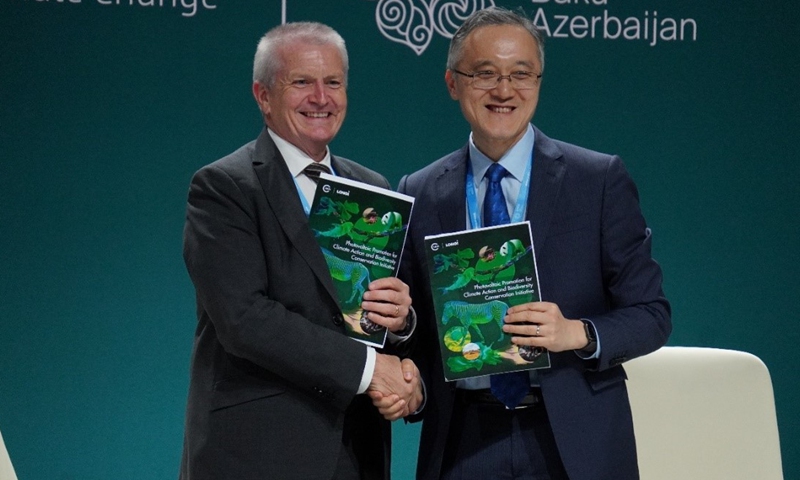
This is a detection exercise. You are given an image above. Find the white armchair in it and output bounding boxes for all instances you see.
[624,346,783,480]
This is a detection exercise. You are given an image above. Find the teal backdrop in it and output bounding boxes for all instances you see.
[1,0,798,478]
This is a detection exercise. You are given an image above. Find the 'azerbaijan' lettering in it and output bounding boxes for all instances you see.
[533,7,698,46]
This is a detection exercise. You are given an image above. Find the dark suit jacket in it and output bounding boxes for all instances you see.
[397,127,671,480]
[180,129,393,480]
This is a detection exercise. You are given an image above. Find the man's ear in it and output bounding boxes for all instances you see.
[444,70,458,100]
[252,82,270,116]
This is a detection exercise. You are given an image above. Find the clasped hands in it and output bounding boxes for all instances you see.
[367,354,423,421]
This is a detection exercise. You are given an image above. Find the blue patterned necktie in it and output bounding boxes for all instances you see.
[484,163,530,409]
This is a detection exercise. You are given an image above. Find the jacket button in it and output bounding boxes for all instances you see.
[332,314,344,326]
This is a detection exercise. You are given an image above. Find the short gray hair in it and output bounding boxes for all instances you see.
[447,7,545,73]
[253,22,349,87]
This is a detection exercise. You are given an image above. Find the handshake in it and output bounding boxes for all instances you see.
[367,353,423,421]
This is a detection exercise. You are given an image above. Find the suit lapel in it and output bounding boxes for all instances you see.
[330,156,353,179]
[435,146,469,234]
[251,130,340,304]
[527,127,566,259]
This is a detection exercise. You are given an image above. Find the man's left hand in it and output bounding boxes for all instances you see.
[360,277,412,333]
[503,301,588,353]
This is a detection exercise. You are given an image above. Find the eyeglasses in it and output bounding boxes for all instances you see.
[452,69,542,90]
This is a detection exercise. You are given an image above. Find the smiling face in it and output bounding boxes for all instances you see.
[253,41,347,161]
[446,24,542,161]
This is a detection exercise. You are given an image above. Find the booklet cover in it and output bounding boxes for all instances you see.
[423,221,550,381]
[308,173,414,347]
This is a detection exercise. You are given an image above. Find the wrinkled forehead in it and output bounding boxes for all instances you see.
[276,41,345,74]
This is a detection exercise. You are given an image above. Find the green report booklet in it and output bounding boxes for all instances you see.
[308,173,414,348]
[423,221,550,381]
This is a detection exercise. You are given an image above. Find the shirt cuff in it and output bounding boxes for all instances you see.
[411,377,427,415]
[575,318,601,360]
[357,347,377,394]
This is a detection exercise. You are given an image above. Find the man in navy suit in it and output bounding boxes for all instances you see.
[180,22,422,480]
[398,7,671,480]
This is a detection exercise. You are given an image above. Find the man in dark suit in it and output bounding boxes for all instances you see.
[180,22,422,480]
[398,8,671,480]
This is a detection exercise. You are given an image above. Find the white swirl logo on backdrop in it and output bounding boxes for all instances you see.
[372,0,495,55]
[281,0,493,55]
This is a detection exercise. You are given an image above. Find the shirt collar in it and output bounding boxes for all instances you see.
[469,124,535,183]
[267,128,333,177]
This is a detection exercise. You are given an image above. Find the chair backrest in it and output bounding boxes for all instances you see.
[0,427,18,480]
[624,346,783,480]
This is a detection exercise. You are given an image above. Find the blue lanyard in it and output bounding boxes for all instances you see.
[466,154,533,229]
[294,164,337,216]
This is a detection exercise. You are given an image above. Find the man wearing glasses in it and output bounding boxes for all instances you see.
[398,7,671,480]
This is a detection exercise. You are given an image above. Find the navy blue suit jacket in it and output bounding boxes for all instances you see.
[398,127,671,480]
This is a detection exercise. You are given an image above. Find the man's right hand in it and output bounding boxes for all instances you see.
[367,354,422,421]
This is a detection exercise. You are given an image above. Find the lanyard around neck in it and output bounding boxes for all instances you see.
[465,153,533,229]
